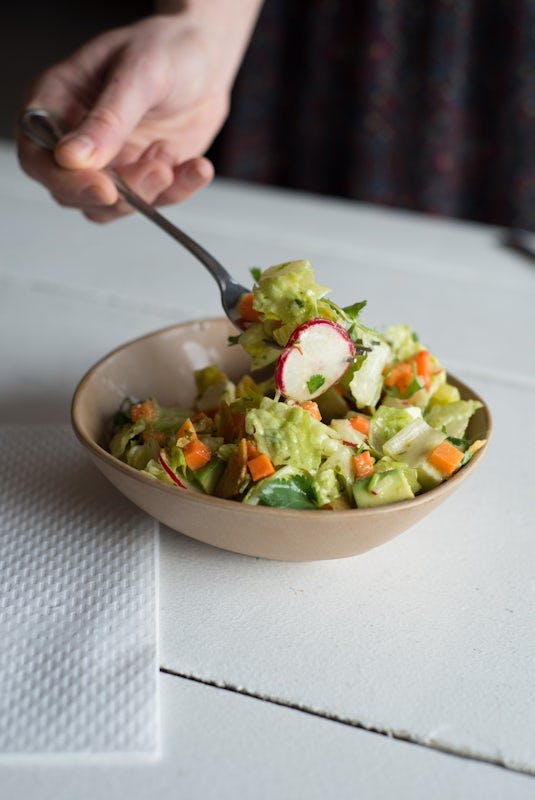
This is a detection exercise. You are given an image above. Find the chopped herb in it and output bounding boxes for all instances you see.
[448,435,470,449]
[342,300,367,321]
[412,331,419,342]
[250,267,262,282]
[293,298,305,308]
[307,374,325,394]
[227,335,241,346]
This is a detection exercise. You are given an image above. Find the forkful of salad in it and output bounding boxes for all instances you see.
[21,108,363,402]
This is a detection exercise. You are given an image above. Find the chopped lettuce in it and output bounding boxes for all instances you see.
[107,258,487,512]
[252,259,329,324]
[425,400,483,439]
[383,324,422,361]
[369,405,422,454]
[238,324,281,370]
[109,420,145,459]
[246,397,340,472]
[312,467,342,506]
[383,417,446,467]
[348,332,392,409]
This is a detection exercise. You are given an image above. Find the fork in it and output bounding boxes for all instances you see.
[20,108,249,327]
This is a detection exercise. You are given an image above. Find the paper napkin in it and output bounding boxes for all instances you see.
[0,425,158,754]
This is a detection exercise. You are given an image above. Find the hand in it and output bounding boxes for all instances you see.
[17,15,234,223]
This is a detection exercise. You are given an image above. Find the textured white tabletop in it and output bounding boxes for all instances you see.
[1,140,534,798]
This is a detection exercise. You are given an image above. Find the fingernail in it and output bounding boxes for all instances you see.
[59,135,95,164]
[141,169,165,195]
[81,184,105,205]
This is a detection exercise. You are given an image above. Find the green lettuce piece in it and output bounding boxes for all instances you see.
[347,325,392,409]
[245,398,340,472]
[152,406,191,433]
[319,445,355,490]
[426,382,461,408]
[109,420,145,459]
[243,465,318,509]
[312,468,342,506]
[142,458,176,486]
[369,405,422,454]
[238,324,281,370]
[383,417,446,467]
[425,400,483,438]
[252,259,329,324]
[125,438,161,470]
[194,366,228,395]
[383,324,422,361]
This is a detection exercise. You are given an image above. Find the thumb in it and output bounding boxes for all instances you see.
[55,59,158,170]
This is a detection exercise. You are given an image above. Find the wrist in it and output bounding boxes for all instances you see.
[153,1,262,87]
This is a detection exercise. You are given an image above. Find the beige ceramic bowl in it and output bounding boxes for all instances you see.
[71,318,491,561]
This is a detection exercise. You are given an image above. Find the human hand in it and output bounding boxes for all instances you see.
[17,14,239,222]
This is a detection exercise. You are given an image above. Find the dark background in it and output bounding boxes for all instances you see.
[2,1,533,230]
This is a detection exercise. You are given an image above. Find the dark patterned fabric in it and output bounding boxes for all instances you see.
[211,0,534,229]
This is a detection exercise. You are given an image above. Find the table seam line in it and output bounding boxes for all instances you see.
[160,666,535,779]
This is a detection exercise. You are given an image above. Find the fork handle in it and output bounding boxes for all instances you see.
[19,108,244,313]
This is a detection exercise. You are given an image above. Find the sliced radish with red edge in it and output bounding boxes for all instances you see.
[158,451,187,489]
[275,319,355,402]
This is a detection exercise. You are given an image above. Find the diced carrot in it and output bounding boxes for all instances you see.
[413,350,431,389]
[142,430,166,446]
[247,454,275,482]
[384,362,414,394]
[352,450,374,478]
[131,400,157,422]
[176,418,197,444]
[427,440,464,475]
[300,401,322,421]
[246,439,261,460]
[239,292,261,323]
[183,438,212,471]
[349,415,370,435]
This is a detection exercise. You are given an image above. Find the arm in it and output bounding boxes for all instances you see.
[17,1,263,223]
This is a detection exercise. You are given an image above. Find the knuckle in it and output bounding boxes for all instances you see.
[88,104,123,133]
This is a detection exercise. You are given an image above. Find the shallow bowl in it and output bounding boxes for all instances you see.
[71,318,491,561]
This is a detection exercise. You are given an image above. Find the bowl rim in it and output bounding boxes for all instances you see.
[71,317,492,520]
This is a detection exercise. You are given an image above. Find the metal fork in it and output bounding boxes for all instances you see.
[20,108,249,326]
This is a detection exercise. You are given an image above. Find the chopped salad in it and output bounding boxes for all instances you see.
[109,260,486,510]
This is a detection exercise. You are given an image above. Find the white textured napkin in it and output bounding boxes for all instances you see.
[0,425,158,754]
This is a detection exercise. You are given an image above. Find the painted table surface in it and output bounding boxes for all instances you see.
[0,141,533,799]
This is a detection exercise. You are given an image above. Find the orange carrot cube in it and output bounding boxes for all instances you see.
[352,450,374,478]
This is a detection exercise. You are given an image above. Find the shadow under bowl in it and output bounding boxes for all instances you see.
[71,318,491,561]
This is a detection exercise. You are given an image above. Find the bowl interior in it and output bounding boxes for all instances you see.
[72,318,491,561]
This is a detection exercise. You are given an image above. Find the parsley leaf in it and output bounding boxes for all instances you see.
[227,335,241,346]
[250,267,262,283]
[307,374,325,394]
[342,300,367,322]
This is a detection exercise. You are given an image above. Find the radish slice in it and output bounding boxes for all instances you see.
[275,319,355,402]
[158,451,187,489]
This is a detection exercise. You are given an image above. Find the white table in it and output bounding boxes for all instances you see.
[1,141,534,799]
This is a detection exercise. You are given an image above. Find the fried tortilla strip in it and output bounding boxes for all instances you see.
[215,437,248,499]
[217,401,245,443]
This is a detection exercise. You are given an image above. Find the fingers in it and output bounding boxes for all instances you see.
[83,157,213,224]
[54,56,164,172]
[154,157,214,206]
[83,157,174,223]
[17,137,118,206]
